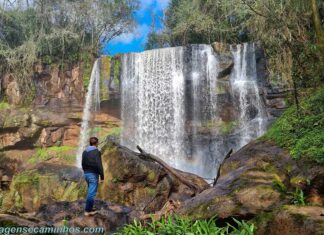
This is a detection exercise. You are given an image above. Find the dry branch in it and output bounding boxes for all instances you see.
[136,145,201,194]
[213,149,233,186]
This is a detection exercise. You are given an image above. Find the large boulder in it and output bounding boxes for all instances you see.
[98,139,209,213]
[177,141,308,219]
[1,164,86,213]
[255,205,324,235]
[36,200,133,234]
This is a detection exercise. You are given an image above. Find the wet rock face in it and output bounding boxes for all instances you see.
[98,140,209,213]
[33,64,84,108]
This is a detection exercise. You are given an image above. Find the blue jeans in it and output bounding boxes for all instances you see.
[84,172,99,212]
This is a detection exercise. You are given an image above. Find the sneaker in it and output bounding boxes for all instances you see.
[84,209,98,216]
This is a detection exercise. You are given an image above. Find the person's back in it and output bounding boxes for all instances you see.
[81,137,104,216]
[82,146,104,178]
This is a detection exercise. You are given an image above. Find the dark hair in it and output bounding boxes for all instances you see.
[89,137,99,146]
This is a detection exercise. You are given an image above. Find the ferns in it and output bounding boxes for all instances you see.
[114,216,254,235]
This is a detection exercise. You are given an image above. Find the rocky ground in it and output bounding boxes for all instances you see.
[1,137,323,234]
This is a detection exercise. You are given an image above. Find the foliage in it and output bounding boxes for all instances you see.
[272,179,306,206]
[288,188,306,206]
[264,87,324,163]
[114,215,254,235]
[147,0,323,90]
[13,171,41,187]
[28,146,76,164]
[0,0,139,98]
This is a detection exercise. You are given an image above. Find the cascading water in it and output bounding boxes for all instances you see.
[76,59,101,168]
[230,43,267,146]
[121,47,186,169]
[121,43,269,178]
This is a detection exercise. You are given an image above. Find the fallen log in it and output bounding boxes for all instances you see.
[213,149,233,186]
[136,145,201,195]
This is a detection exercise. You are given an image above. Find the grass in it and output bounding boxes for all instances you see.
[28,146,76,164]
[263,87,324,163]
[114,216,254,235]
[13,171,41,187]
[288,188,306,206]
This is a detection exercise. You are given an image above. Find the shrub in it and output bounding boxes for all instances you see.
[264,88,324,163]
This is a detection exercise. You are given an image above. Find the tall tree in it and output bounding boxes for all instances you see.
[0,0,139,98]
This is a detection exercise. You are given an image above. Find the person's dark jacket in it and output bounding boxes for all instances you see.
[82,146,104,180]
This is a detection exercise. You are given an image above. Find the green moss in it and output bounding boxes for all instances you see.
[263,88,324,163]
[3,170,86,211]
[221,160,240,175]
[113,57,121,88]
[252,211,275,231]
[290,176,307,187]
[28,146,76,164]
[147,171,156,182]
[108,127,122,137]
[100,56,111,101]
[0,102,11,110]
[220,121,238,135]
[13,171,40,187]
[146,187,156,196]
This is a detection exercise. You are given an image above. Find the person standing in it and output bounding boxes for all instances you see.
[81,137,104,216]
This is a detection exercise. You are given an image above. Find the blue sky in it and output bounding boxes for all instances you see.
[101,0,169,55]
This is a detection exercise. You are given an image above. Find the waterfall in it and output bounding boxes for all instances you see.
[76,59,101,168]
[230,43,267,147]
[190,45,220,176]
[121,47,186,169]
[121,43,269,178]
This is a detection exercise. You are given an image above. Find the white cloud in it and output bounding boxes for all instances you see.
[110,24,150,45]
[109,0,170,45]
[156,0,170,10]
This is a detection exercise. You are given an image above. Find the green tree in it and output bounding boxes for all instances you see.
[0,0,139,99]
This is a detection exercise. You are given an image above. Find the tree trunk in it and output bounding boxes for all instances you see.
[136,146,202,194]
[292,77,300,115]
[311,0,324,45]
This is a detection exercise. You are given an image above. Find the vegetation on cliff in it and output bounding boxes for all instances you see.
[0,0,138,98]
[264,87,324,163]
[147,0,324,103]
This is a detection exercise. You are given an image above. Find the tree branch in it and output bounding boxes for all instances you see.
[241,0,267,18]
